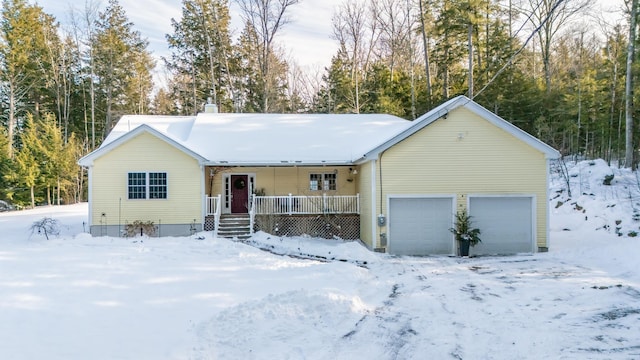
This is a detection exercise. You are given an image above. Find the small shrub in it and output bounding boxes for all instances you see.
[603,174,614,185]
[449,210,481,246]
[125,220,156,237]
[30,217,61,240]
[628,231,638,237]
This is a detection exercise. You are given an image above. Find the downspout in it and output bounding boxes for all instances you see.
[370,159,377,249]
[377,148,389,249]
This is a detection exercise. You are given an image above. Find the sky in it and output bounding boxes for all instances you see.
[35,0,341,76]
[0,158,639,358]
[33,0,626,88]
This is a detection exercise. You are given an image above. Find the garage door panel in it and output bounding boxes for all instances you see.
[388,197,453,256]
[469,197,533,255]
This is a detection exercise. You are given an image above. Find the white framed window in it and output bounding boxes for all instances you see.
[309,173,336,191]
[128,172,167,199]
[148,172,167,199]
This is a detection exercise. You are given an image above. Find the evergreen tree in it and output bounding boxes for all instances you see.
[36,113,80,205]
[0,129,10,200]
[92,0,154,137]
[234,0,300,112]
[233,22,289,113]
[8,115,41,208]
[165,0,235,114]
[0,0,60,157]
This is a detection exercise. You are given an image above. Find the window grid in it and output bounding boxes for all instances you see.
[309,173,337,191]
[128,172,147,199]
[148,172,167,199]
[324,173,336,190]
[128,172,167,200]
[309,173,322,191]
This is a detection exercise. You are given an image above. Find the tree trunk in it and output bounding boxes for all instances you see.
[8,83,15,158]
[625,0,637,169]
[419,0,432,107]
[468,23,473,98]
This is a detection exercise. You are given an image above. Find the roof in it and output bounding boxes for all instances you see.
[78,96,560,167]
[79,113,413,166]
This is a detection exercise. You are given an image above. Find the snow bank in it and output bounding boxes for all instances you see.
[0,158,638,359]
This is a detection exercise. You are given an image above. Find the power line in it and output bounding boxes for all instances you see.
[472,0,566,100]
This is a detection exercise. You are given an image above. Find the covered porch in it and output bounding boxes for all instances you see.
[204,193,360,239]
[203,165,361,239]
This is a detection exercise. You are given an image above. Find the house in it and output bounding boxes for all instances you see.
[78,96,560,256]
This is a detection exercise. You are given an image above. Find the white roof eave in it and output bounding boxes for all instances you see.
[204,160,354,167]
[77,124,207,167]
[359,95,560,161]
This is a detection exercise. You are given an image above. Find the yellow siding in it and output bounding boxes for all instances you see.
[377,107,549,248]
[91,132,202,226]
[207,166,357,197]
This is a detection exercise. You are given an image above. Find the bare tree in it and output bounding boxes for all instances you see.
[234,0,300,112]
[418,0,433,106]
[286,60,324,111]
[373,0,412,80]
[332,0,369,113]
[519,0,594,93]
[68,0,100,149]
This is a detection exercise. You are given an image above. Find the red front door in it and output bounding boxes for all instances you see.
[230,175,249,213]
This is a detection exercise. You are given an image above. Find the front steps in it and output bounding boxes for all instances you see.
[216,214,252,240]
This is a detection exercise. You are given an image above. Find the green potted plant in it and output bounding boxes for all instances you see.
[450,210,482,257]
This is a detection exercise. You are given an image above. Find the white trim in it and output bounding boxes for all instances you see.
[87,165,93,226]
[200,165,206,225]
[126,171,168,200]
[222,172,256,214]
[386,194,457,256]
[370,159,377,249]
[78,124,207,167]
[467,194,537,253]
[223,174,230,213]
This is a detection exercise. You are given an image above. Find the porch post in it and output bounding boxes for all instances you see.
[288,193,293,215]
[323,193,327,213]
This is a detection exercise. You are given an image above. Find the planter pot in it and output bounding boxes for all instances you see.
[459,240,470,257]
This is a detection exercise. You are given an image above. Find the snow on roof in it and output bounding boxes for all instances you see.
[101,113,413,165]
[188,113,412,164]
[93,96,558,166]
[102,115,195,147]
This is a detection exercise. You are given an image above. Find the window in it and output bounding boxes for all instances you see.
[148,173,167,199]
[309,173,322,191]
[128,172,167,199]
[128,172,146,199]
[309,173,337,191]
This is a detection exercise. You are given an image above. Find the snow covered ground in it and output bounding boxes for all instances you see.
[0,159,639,359]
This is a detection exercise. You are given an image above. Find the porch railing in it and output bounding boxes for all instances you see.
[206,194,222,237]
[251,194,360,215]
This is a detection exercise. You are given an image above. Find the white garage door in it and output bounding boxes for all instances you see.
[469,196,534,255]
[388,197,454,256]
